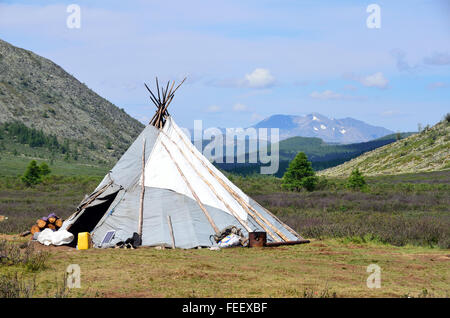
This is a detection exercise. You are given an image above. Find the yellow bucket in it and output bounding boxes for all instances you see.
[78,232,91,250]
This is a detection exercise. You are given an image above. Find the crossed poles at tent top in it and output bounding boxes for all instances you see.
[145,77,186,129]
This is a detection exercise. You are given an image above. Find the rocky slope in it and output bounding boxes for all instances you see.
[0,39,144,163]
[319,119,450,176]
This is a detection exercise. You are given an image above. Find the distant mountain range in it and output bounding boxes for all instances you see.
[214,132,414,177]
[253,113,393,144]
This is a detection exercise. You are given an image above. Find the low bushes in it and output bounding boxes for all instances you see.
[0,272,36,298]
[0,240,49,271]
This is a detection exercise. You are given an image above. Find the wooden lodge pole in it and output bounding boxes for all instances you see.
[167,215,176,249]
[138,138,146,242]
[171,127,290,242]
[160,140,220,234]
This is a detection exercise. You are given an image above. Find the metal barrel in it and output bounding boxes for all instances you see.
[248,232,267,247]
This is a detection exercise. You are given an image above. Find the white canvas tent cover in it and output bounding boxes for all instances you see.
[60,79,302,249]
[61,118,302,248]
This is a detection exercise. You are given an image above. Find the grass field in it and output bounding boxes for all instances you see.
[0,170,449,247]
[0,153,109,177]
[0,164,448,298]
[0,235,448,298]
[230,171,450,248]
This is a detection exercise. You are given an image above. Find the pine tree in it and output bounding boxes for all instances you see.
[346,168,366,190]
[282,152,317,191]
[21,160,42,186]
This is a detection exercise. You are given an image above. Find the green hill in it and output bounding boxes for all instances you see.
[319,119,450,177]
[278,132,414,162]
[215,132,413,177]
[0,39,144,168]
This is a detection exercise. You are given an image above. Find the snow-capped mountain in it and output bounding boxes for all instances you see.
[252,113,393,143]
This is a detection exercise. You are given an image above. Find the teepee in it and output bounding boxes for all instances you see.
[61,78,305,249]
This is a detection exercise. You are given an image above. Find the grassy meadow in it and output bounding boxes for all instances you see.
[0,158,448,297]
[230,171,450,249]
[0,236,448,298]
[0,153,110,177]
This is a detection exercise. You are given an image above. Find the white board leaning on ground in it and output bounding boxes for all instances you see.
[60,79,303,249]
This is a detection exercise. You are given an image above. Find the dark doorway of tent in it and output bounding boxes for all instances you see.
[66,190,120,247]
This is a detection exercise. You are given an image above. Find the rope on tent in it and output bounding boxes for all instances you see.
[159,130,253,234]
[171,125,291,242]
[160,140,220,235]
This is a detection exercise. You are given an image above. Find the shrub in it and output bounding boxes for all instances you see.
[301,175,318,192]
[39,162,51,176]
[0,240,49,271]
[0,273,36,298]
[21,160,52,186]
[346,168,366,190]
[282,152,317,191]
[315,176,330,191]
[445,113,450,123]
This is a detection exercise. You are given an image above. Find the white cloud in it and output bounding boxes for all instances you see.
[207,69,275,89]
[310,89,366,101]
[242,68,275,89]
[233,103,248,111]
[344,72,389,89]
[310,90,344,100]
[206,105,221,112]
[360,72,389,89]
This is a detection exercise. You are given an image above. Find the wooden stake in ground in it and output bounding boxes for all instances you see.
[167,215,176,249]
[138,138,146,243]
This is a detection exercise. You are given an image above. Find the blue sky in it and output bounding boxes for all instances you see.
[0,0,449,131]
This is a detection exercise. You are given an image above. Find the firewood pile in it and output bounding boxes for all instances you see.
[30,213,64,237]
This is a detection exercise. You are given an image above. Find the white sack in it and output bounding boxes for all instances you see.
[37,229,74,246]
